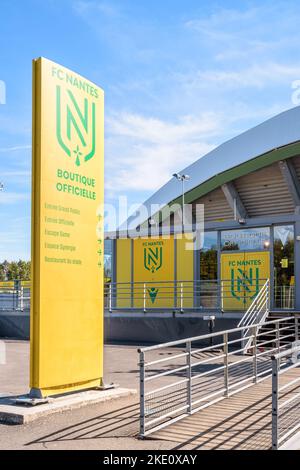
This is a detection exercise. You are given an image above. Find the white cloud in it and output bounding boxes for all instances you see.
[105,112,218,192]
[0,192,30,205]
[178,63,300,91]
[74,0,119,18]
[0,145,31,153]
[0,171,31,177]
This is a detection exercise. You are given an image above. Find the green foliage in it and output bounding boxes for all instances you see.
[0,260,31,281]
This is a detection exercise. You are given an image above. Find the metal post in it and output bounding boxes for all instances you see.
[186,341,192,414]
[252,326,257,383]
[221,281,224,312]
[109,283,112,313]
[276,322,280,353]
[174,279,177,311]
[224,332,229,397]
[143,283,146,313]
[180,282,184,313]
[182,178,185,231]
[272,357,279,450]
[20,286,24,311]
[295,317,299,342]
[139,351,146,438]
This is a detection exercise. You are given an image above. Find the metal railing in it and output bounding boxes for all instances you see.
[238,279,270,351]
[105,278,269,312]
[271,344,300,449]
[138,316,298,438]
[0,281,30,311]
[0,279,295,313]
[274,286,295,310]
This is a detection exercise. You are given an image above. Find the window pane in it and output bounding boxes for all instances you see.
[221,227,270,251]
[104,239,113,282]
[200,232,218,308]
[274,225,294,309]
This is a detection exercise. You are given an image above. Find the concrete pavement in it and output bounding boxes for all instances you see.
[0,341,176,450]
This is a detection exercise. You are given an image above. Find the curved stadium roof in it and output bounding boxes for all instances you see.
[140,106,300,215]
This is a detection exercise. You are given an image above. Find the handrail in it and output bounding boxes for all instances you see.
[138,316,298,438]
[138,316,293,353]
[272,344,300,360]
[104,277,276,313]
[238,279,270,351]
[271,343,300,450]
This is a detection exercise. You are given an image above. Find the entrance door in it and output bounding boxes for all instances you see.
[221,251,270,311]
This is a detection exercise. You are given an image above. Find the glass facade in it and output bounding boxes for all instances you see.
[104,239,113,283]
[111,223,296,312]
[200,231,218,308]
[221,227,270,251]
[197,225,295,311]
[273,225,295,309]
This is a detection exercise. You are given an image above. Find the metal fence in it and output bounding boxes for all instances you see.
[238,279,270,350]
[274,286,295,310]
[0,279,295,312]
[271,344,300,449]
[0,281,30,311]
[105,278,270,312]
[138,316,298,438]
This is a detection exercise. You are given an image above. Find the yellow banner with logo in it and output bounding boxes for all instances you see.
[30,58,104,397]
[133,238,174,308]
[221,251,270,311]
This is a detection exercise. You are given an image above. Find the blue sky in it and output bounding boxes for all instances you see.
[1,0,300,260]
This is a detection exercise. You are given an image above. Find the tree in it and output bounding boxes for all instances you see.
[0,260,31,281]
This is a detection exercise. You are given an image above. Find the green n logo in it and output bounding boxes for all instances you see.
[144,246,163,273]
[230,268,260,304]
[56,85,96,166]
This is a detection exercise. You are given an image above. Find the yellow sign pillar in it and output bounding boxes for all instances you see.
[30,58,104,397]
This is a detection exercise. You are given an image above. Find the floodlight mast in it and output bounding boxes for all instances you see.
[172,173,190,231]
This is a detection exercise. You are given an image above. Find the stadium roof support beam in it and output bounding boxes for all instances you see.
[278,159,300,214]
[221,182,248,220]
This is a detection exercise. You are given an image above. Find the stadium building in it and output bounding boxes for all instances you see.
[104,106,300,342]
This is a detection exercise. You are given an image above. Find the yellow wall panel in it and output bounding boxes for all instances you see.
[176,236,194,308]
[221,251,270,311]
[133,238,174,308]
[116,239,132,308]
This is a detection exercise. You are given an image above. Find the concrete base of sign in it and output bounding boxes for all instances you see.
[0,387,137,425]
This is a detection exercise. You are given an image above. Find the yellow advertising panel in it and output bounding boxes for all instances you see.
[116,239,132,308]
[30,58,104,397]
[133,238,174,308]
[221,251,270,311]
[0,281,14,288]
[176,235,194,308]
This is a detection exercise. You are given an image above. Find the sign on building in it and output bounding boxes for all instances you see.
[133,238,174,308]
[221,252,270,311]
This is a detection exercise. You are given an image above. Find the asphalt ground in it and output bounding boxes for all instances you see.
[0,341,175,450]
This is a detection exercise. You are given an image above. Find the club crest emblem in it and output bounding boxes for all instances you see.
[56,85,96,166]
[144,246,163,273]
[231,268,260,304]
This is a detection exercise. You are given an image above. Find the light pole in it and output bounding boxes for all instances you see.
[172,173,190,230]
